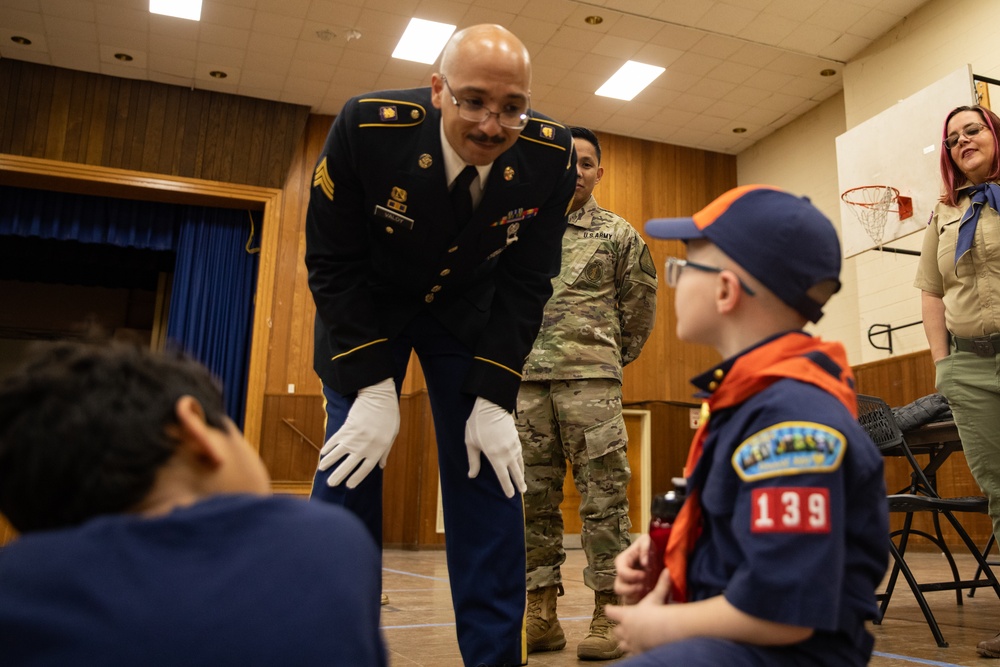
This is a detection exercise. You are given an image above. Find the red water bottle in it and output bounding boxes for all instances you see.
[644,491,683,597]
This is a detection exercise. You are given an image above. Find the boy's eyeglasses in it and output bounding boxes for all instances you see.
[441,76,530,130]
[943,122,990,150]
[664,256,756,296]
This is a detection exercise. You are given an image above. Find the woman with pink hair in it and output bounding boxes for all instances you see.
[915,103,1000,658]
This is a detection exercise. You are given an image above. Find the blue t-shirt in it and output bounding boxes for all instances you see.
[0,494,387,666]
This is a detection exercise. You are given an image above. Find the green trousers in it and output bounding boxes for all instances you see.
[936,346,1000,543]
[516,378,631,592]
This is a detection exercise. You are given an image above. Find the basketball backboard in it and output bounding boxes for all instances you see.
[836,65,976,258]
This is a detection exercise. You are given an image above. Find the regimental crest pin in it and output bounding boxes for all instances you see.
[540,125,555,140]
[380,106,398,121]
[503,166,514,181]
[387,186,408,213]
[418,153,433,169]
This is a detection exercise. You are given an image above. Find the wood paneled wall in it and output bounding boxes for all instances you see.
[261,114,331,398]
[0,63,739,548]
[4,63,987,560]
[0,516,15,546]
[854,350,992,549]
[594,131,733,404]
[256,121,736,546]
[853,350,936,407]
[0,60,309,189]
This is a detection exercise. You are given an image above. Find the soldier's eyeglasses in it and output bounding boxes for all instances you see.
[441,77,530,130]
[664,256,756,296]
[944,122,990,150]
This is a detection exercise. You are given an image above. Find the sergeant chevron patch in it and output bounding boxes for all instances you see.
[313,157,334,201]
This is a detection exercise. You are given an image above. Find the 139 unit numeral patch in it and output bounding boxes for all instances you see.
[751,487,831,534]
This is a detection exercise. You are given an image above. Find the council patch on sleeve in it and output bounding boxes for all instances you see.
[731,421,846,482]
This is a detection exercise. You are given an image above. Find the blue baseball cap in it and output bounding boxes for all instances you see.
[645,185,841,323]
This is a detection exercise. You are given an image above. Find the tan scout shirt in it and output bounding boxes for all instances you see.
[521,196,657,381]
[914,183,1000,338]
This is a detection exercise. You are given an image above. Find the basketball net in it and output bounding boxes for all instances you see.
[841,186,897,251]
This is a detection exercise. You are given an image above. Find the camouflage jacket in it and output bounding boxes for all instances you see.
[521,196,657,381]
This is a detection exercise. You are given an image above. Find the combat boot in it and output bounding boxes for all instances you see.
[526,585,565,653]
[577,590,624,660]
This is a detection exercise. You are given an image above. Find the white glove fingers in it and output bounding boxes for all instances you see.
[485,456,514,499]
[320,431,343,457]
[510,461,527,495]
[497,469,515,498]
[325,452,363,487]
[345,458,379,488]
[318,445,348,471]
[467,448,482,479]
[319,377,400,486]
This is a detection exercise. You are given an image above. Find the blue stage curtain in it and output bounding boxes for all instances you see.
[0,185,177,250]
[166,206,258,427]
[1,185,258,426]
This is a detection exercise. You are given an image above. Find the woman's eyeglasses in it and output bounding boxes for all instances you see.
[943,122,990,150]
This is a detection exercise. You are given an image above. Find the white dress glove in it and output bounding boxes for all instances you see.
[464,396,527,499]
[319,378,400,488]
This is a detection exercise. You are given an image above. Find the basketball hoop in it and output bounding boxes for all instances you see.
[841,185,914,250]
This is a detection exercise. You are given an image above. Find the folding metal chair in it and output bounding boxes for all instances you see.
[970,534,998,597]
[856,393,1000,647]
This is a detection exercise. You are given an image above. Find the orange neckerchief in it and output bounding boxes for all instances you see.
[663,332,856,603]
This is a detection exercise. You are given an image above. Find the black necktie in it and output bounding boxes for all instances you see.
[450,165,478,225]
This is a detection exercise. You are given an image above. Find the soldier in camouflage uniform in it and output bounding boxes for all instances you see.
[517,126,658,661]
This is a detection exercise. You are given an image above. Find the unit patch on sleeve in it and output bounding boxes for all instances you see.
[639,245,657,279]
[732,421,846,482]
[750,487,831,534]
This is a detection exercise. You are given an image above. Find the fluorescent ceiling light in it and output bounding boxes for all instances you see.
[150,0,202,21]
[392,18,456,65]
[596,61,665,101]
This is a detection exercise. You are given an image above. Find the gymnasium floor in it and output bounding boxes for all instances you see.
[379,547,1000,666]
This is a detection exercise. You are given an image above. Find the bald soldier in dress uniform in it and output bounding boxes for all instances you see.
[304,24,576,667]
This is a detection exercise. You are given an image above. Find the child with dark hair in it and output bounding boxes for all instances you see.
[0,340,386,666]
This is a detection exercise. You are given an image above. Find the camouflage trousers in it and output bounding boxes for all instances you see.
[516,378,631,593]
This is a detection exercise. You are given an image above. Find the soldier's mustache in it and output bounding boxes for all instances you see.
[470,132,506,145]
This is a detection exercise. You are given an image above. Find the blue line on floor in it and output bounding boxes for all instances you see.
[871,652,963,666]
[382,615,596,633]
[382,567,450,582]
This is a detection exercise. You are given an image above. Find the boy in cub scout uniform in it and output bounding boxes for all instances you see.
[304,24,575,667]
[518,126,657,660]
[608,186,889,666]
